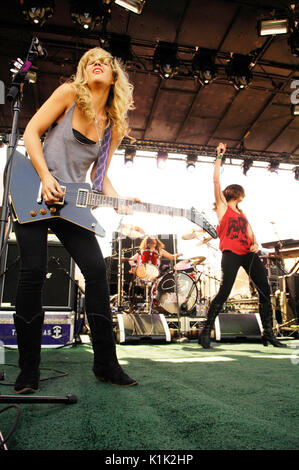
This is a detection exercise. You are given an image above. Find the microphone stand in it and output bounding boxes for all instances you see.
[172,235,189,343]
[0,37,42,302]
[0,38,78,411]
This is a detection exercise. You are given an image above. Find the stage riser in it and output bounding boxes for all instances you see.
[0,311,75,348]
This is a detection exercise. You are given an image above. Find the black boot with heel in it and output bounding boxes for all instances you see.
[259,303,287,348]
[198,303,223,349]
[13,312,44,394]
[87,313,138,387]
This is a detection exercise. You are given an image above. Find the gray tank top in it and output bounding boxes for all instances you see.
[43,104,105,184]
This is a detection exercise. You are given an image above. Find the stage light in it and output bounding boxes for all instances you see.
[291,104,299,116]
[293,166,299,180]
[257,18,289,36]
[20,0,54,26]
[268,160,280,174]
[153,42,179,79]
[114,0,146,14]
[288,27,299,57]
[226,53,253,91]
[186,154,197,173]
[124,147,136,167]
[192,48,217,86]
[156,151,168,169]
[242,158,253,176]
[108,34,132,64]
[70,0,106,31]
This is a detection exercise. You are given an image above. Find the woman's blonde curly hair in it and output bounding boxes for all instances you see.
[70,47,134,138]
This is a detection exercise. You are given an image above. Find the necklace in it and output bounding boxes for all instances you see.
[94,117,104,146]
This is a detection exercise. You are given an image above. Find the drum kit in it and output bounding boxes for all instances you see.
[111,224,209,317]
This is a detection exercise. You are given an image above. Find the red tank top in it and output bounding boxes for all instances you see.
[217,206,252,255]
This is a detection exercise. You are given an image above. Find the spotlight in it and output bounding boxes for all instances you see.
[156,150,168,169]
[114,0,146,14]
[153,42,179,79]
[186,154,197,173]
[70,0,106,31]
[226,53,253,91]
[192,48,217,86]
[291,104,299,116]
[293,166,299,180]
[268,160,280,174]
[288,27,299,57]
[124,147,136,167]
[108,34,132,64]
[242,158,253,176]
[257,18,289,36]
[20,0,54,26]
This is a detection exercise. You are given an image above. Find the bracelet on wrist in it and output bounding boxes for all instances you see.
[216,155,222,159]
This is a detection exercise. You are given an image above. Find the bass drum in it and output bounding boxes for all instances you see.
[152,271,198,315]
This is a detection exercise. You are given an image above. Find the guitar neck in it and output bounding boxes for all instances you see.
[84,190,217,237]
[88,193,189,218]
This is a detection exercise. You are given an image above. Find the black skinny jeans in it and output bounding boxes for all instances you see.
[210,250,271,310]
[13,218,111,322]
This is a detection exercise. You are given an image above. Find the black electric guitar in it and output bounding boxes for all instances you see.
[9,151,218,239]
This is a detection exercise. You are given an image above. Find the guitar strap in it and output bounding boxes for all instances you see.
[92,123,112,193]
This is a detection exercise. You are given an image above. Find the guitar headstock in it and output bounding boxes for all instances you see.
[189,207,218,239]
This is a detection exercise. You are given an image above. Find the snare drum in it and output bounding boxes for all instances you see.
[136,250,161,281]
[152,271,198,315]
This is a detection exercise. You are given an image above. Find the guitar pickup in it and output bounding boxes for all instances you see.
[76,188,89,208]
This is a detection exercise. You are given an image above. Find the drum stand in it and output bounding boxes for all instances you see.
[171,238,189,343]
[143,282,152,314]
[116,233,127,312]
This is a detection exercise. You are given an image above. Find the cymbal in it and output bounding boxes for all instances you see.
[119,224,145,239]
[189,256,206,265]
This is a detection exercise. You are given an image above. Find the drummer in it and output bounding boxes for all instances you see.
[129,235,182,271]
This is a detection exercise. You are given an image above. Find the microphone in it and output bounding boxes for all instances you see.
[218,150,226,166]
[33,37,47,58]
[0,394,78,405]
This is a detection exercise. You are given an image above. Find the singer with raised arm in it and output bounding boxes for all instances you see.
[12,47,139,394]
[198,142,286,349]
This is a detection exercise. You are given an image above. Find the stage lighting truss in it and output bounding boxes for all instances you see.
[268,160,280,174]
[156,150,168,169]
[226,53,254,91]
[108,34,132,64]
[192,48,218,86]
[288,26,299,57]
[242,158,254,176]
[293,166,299,180]
[20,0,55,26]
[124,147,136,167]
[70,0,110,31]
[114,0,146,15]
[186,154,197,172]
[153,42,179,79]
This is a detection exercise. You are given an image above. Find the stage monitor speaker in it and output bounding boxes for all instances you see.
[285,274,299,323]
[214,313,262,342]
[116,313,171,344]
[1,239,76,311]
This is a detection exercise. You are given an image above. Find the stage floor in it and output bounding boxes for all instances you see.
[1,339,298,451]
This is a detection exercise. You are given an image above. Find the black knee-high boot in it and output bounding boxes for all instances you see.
[259,303,287,348]
[13,312,44,394]
[198,303,223,349]
[87,313,138,386]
